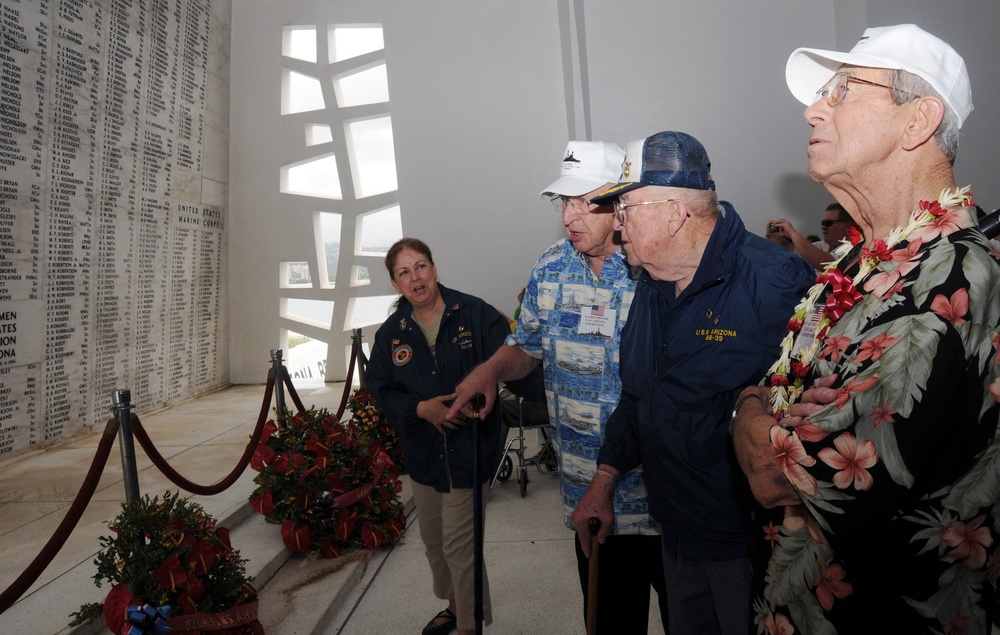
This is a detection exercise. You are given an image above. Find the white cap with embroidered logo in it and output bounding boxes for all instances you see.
[785,23,973,127]
[539,140,625,199]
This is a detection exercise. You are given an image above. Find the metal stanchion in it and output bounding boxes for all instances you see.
[270,348,286,415]
[352,328,367,389]
[112,389,141,504]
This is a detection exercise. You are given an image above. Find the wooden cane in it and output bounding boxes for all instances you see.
[586,517,601,635]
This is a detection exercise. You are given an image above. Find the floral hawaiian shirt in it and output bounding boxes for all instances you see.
[751,209,1000,634]
[508,239,654,535]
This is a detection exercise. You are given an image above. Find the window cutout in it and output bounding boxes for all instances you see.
[345,341,371,387]
[282,26,317,63]
[334,63,389,108]
[305,123,332,146]
[357,205,402,256]
[346,116,397,198]
[316,211,342,288]
[329,26,384,63]
[351,264,370,287]
[285,329,328,385]
[281,298,334,329]
[281,261,312,288]
[345,295,397,329]
[280,154,343,199]
[282,69,326,114]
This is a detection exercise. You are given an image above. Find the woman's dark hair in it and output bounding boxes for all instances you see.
[385,238,435,312]
[385,238,434,280]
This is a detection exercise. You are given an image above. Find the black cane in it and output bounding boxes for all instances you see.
[586,517,601,635]
[472,394,485,635]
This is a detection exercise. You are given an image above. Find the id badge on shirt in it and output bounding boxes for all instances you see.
[793,309,824,352]
[578,304,615,337]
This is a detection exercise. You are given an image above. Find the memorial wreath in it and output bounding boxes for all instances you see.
[248,404,406,558]
[70,490,262,634]
[346,387,405,473]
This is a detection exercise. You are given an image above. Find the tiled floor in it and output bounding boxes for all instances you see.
[0,382,667,635]
[326,432,667,635]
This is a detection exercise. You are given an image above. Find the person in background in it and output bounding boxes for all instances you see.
[766,202,858,269]
[365,238,508,635]
[732,24,1000,634]
[449,140,668,633]
[570,130,815,635]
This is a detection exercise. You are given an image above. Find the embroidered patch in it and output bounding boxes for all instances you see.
[392,345,413,366]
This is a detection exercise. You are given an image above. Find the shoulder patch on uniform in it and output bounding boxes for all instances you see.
[392,344,413,366]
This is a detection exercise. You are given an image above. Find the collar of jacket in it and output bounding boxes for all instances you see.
[393,282,463,332]
[641,200,743,298]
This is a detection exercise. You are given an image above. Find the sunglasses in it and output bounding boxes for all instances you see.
[821,220,848,228]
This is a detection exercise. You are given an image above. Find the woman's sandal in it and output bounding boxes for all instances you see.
[421,607,456,635]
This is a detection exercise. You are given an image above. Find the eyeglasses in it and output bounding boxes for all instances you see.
[816,72,901,108]
[613,198,677,225]
[820,219,849,228]
[551,196,594,215]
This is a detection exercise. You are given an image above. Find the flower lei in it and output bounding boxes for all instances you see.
[767,185,976,417]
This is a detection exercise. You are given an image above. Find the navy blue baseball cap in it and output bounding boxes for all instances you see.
[590,131,715,204]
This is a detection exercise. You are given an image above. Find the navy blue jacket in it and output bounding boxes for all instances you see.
[598,203,815,560]
[365,284,507,492]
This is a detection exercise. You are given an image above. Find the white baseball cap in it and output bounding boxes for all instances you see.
[785,24,973,127]
[539,141,625,199]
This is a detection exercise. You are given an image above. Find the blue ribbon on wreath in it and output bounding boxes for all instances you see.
[126,603,173,635]
[309,490,342,529]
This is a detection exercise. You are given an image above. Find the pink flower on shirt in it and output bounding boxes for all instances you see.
[853,333,899,364]
[834,376,879,410]
[909,209,971,243]
[763,521,780,549]
[770,427,818,496]
[930,288,970,325]
[942,515,994,569]
[818,432,877,490]
[819,336,851,361]
[870,403,897,429]
[814,561,853,610]
[944,613,971,634]
[763,611,795,635]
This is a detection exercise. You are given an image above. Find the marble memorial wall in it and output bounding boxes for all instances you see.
[0,0,227,459]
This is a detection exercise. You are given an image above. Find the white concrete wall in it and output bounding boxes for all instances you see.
[228,0,1000,383]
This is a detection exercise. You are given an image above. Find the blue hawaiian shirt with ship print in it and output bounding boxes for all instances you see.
[508,238,657,535]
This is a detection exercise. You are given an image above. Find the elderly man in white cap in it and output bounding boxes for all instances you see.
[732,24,1000,634]
[450,141,669,634]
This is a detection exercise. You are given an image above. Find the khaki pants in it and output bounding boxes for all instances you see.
[411,481,493,629]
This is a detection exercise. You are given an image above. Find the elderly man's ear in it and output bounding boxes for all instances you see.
[902,95,946,152]
[666,200,689,237]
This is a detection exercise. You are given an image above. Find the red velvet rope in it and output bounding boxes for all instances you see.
[334,343,358,421]
[131,371,279,496]
[0,418,120,615]
[0,353,364,615]
[280,365,307,414]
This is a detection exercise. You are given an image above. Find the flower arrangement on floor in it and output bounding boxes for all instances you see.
[249,405,406,559]
[70,490,262,634]
[347,387,405,473]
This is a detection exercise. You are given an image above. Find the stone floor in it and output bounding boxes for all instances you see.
[0,382,667,635]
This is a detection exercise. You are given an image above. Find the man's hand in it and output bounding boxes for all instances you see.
[731,386,800,508]
[786,374,839,425]
[570,467,618,558]
[765,218,796,247]
[417,393,467,434]
[447,363,499,421]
